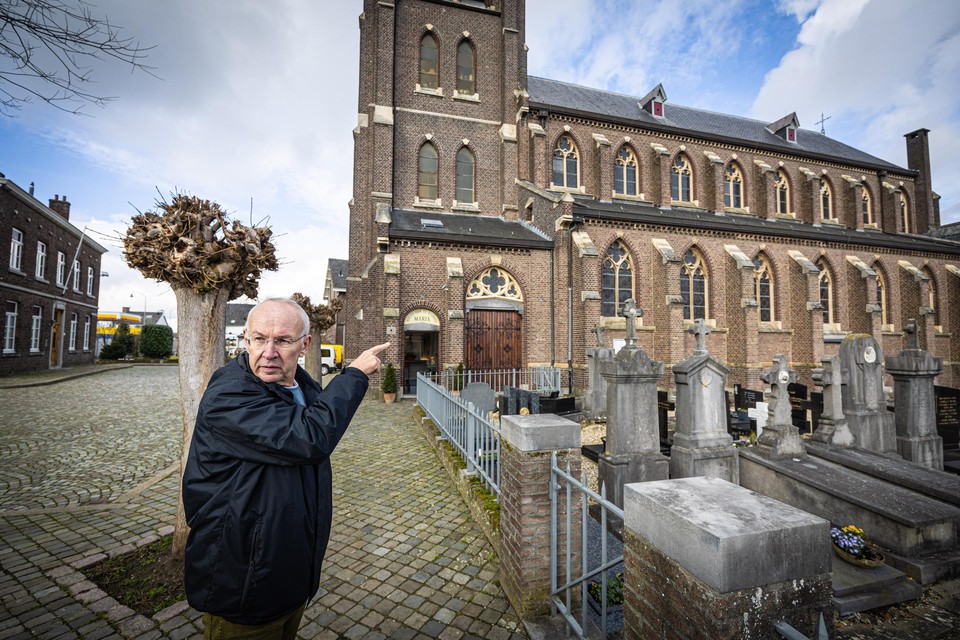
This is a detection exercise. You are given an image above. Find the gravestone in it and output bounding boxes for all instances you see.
[598,299,668,508]
[886,319,944,469]
[935,386,960,450]
[735,384,764,411]
[809,356,855,447]
[669,320,739,483]
[503,386,539,415]
[657,390,674,447]
[810,392,823,433]
[462,382,496,416]
[788,382,811,433]
[755,355,805,459]
[840,334,898,455]
[585,324,613,419]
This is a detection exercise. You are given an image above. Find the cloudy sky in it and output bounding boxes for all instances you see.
[1,0,957,330]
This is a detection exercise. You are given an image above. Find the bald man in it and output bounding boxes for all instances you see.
[182,297,389,639]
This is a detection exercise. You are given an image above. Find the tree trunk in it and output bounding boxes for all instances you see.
[170,286,230,561]
[303,329,323,380]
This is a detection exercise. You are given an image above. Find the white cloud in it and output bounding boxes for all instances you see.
[752,0,960,222]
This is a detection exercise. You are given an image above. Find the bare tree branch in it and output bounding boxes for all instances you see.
[0,0,156,115]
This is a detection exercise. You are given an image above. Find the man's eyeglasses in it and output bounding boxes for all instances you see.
[245,335,307,350]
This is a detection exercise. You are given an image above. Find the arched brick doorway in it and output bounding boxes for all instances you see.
[465,266,523,371]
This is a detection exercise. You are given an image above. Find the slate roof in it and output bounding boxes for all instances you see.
[573,197,960,257]
[226,303,255,327]
[527,76,908,174]
[326,258,348,291]
[390,209,553,249]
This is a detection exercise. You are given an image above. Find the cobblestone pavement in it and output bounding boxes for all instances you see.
[0,366,527,639]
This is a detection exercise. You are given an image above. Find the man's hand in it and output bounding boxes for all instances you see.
[348,342,391,376]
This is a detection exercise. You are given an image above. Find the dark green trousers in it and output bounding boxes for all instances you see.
[202,603,306,640]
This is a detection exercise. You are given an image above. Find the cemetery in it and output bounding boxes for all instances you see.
[416,300,960,639]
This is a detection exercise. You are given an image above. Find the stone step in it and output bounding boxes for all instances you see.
[831,553,922,616]
[806,442,960,508]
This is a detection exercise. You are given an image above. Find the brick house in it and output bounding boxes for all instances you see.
[322,258,348,345]
[1,174,107,375]
[346,0,960,393]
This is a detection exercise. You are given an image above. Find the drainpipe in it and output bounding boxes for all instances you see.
[550,248,555,369]
[567,214,583,396]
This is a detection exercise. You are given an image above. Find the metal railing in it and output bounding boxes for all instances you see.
[426,366,562,395]
[416,371,502,498]
[551,453,624,639]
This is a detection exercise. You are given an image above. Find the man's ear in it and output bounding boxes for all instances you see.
[301,334,312,354]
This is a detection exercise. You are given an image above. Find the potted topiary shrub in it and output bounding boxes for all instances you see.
[382,362,398,404]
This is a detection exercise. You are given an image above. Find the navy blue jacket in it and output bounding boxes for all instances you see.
[182,353,368,624]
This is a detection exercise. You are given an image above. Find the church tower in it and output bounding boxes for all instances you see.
[346,0,529,367]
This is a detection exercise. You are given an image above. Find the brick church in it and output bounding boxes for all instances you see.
[345,0,960,395]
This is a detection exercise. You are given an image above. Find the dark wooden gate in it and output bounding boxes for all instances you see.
[465,309,522,371]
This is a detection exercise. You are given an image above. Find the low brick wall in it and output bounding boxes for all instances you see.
[624,529,833,639]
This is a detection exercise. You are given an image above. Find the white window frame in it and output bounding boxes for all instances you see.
[56,252,66,286]
[72,260,81,292]
[31,306,42,353]
[4,302,17,353]
[36,241,47,279]
[10,228,23,271]
[69,312,78,351]
[83,315,91,351]
[86,266,95,295]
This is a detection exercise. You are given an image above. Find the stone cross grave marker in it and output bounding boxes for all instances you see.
[756,354,805,459]
[620,298,641,346]
[810,356,855,447]
[689,318,711,354]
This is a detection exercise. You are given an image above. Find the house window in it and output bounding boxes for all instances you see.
[69,312,77,351]
[601,240,634,317]
[653,100,663,117]
[83,315,91,351]
[724,164,743,209]
[418,142,439,200]
[817,260,834,326]
[861,188,873,225]
[4,301,17,353]
[775,170,790,215]
[72,260,81,292]
[876,270,888,326]
[31,306,42,352]
[680,249,708,321]
[614,146,639,196]
[900,194,910,233]
[56,252,66,286]
[552,135,579,189]
[87,267,95,296]
[754,255,774,323]
[10,228,24,270]
[456,40,475,95]
[455,146,475,203]
[787,127,796,143]
[36,241,47,279]
[820,181,833,220]
[671,155,692,202]
[419,34,439,89]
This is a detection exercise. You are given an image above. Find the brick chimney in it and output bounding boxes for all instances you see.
[48,194,71,220]
[904,129,937,230]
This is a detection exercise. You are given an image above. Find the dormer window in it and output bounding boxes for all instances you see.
[766,112,800,144]
[639,83,667,118]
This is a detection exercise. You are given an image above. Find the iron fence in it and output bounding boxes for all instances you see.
[551,453,624,639]
[426,366,562,395]
[416,371,502,498]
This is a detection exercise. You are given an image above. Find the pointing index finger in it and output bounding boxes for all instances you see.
[369,342,391,356]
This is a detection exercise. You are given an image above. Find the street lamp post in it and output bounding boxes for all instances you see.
[130,291,147,355]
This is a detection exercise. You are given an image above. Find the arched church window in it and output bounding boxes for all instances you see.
[817,259,834,326]
[601,240,634,317]
[614,146,639,196]
[680,249,708,321]
[754,255,775,323]
[724,164,743,209]
[820,181,833,221]
[456,147,475,203]
[418,142,439,200]
[671,154,692,202]
[456,40,475,95]
[419,34,439,89]
[552,135,579,189]
[775,170,790,215]
[862,188,874,225]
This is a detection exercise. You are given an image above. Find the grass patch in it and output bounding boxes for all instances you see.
[85,535,185,616]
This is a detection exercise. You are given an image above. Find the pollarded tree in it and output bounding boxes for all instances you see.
[291,292,342,379]
[123,193,277,559]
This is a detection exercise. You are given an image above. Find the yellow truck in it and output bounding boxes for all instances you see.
[320,344,344,375]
